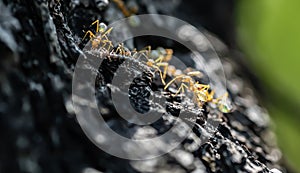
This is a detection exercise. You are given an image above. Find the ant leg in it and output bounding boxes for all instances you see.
[82,30,95,41]
[152,66,166,85]
[134,46,151,60]
[101,34,111,44]
[164,75,185,90]
[155,49,173,63]
[112,0,132,17]
[146,46,152,56]
[115,44,125,55]
[139,46,151,57]
[214,92,228,103]
[136,51,148,60]
[162,63,169,80]
[91,20,100,33]
[100,40,111,50]
[172,83,188,96]
[206,90,215,102]
[154,55,164,63]
[156,62,169,79]
[115,44,122,54]
[102,27,113,37]
[195,83,210,90]
[97,27,113,49]
[107,41,114,52]
[187,71,203,77]
[131,48,138,57]
[100,35,114,51]
[120,44,126,55]
[135,46,151,60]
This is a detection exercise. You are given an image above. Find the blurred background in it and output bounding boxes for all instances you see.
[236,0,300,171]
[0,0,299,172]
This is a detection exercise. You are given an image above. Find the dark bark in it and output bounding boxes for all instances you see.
[0,0,287,173]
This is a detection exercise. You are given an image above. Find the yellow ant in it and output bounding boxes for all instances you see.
[115,43,132,56]
[150,47,173,63]
[164,71,208,96]
[146,59,169,85]
[133,46,174,85]
[133,45,152,58]
[82,20,114,50]
[164,70,232,112]
[81,20,231,112]
[193,83,213,106]
[149,47,173,79]
[193,85,232,113]
[194,80,233,112]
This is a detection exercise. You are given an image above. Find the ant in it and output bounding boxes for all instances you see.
[164,71,208,96]
[164,70,212,107]
[82,21,232,113]
[115,43,132,56]
[82,20,114,50]
[164,70,232,112]
[149,47,173,79]
[192,84,232,113]
[133,46,173,85]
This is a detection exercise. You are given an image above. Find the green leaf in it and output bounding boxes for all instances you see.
[237,0,300,171]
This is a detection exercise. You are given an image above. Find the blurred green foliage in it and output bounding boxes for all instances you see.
[237,0,300,171]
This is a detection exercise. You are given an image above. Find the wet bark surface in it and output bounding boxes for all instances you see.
[0,0,287,173]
